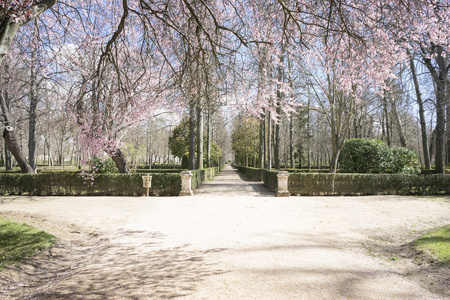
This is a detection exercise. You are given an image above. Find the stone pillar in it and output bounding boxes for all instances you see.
[277,171,290,197]
[180,171,193,196]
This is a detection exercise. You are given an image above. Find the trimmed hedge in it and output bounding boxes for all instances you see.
[288,173,450,196]
[232,165,263,181]
[0,173,181,196]
[191,165,225,189]
[234,165,450,195]
[135,169,182,174]
[139,164,182,169]
[262,169,278,192]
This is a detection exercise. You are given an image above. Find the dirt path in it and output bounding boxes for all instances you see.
[0,165,449,299]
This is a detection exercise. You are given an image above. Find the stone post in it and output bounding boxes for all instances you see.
[180,171,193,196]
[277,171,290,197]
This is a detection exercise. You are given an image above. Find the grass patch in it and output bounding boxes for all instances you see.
[0,217,56,269]
[415,225,450,265]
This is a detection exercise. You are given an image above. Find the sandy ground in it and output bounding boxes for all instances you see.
[0,165,449,299]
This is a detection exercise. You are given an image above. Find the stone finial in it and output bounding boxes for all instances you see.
[276,171,290,197]
[180,171,193,196]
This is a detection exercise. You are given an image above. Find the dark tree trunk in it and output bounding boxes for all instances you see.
[28,40,38,171]
[274,119,280,169]
[4,141,11,170]
[110,148,129,173]
[259,113,265,169]
[383,91,391,146]
[390,98,407,147]
[423,48,447,173]
[267,112,272,170]
[1,93,34,173]
[188,101,196,170]
[446,84,450,166]
[289,114,294,169]
[196,100,203,169]
[3,129,34,173]
[206,110,211,167]
[409,53,430,169]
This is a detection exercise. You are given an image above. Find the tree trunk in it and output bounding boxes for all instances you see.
[409,53,430,169]
[110,148,129,173]
[274,119,280,169]
[196,100,203,169]
[423,49,447,173]
[382,91,391,146]
[289,114,294,169]
[28,37,38,171]
[434,78,446,173]
[4,140,11,170]
[446,84,450,166]
[259,113,265,169]
[206,110,211,167]
[188,101,196,170]
[267,112,272,170]
[390,98,407,147]
[0,92,34,173]
[2,129,34,173]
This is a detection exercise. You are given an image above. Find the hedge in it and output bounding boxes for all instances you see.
[135,169,182,174]
[288,173,450,196]
[191,165,225,189]
[0,173,181,196]
[233,165,450,196]
[231,165,263,181]
[262,169,278,192]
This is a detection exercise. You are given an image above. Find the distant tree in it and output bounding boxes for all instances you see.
[169,118,190,159]
[232,117,259,167]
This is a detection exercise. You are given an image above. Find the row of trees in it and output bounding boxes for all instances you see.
[1,1,450,174]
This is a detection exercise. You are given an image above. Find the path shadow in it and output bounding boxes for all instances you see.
[1,230,228,299]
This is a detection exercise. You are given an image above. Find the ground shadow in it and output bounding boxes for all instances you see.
[0,230,228,299]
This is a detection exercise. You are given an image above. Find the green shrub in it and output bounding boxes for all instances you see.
[88,157,117,174]
[389,147,421,174]
[339,138,391,173]
[339,138,420,174]
[181,153,189,169]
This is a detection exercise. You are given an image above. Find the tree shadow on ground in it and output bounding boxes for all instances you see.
[363,235,450,298]
[0,229,228,299]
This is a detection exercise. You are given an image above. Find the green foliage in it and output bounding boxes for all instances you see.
[88,157,117,174]
[232,165,263,181]
[0,217,56,269]
[263,169,278,192]
[181,152,189,169]
[389,147,421,174]
[134,169,181,174]
[0,172,181,196]
[339,138,420,174]
[207,143,222,167]
[190,166,224,189]
[288,173,450,195]
[169,118,190,159]
[232,117,259,165]
[169,118,222,167]
[415,225,450,265]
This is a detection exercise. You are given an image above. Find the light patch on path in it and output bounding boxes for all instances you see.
[0,165,449,299]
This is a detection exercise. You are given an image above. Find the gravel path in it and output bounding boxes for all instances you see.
[0,165,449,299]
